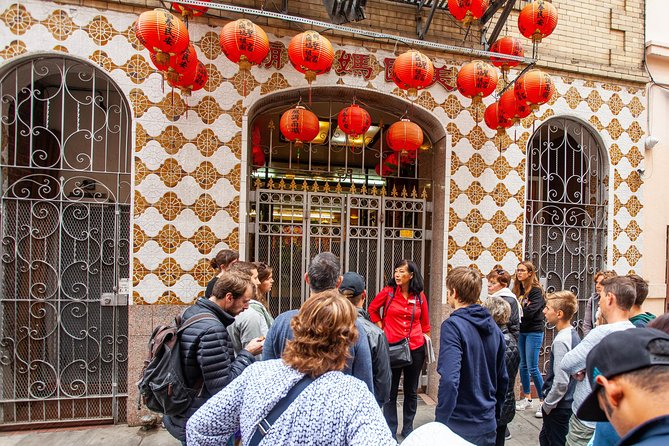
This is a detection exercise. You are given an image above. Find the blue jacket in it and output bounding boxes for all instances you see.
[436,304,508,437]
[263,309,375,393]
[619,415,669,446]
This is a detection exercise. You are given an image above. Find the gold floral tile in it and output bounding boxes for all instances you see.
[627,96,644,118]
[614,171,624,190]
[156,224,185,254]
[224,164,241,190]
[442,94,464,119]
[606,118,624,140]
[86,15,116,46]
[465,101,486,124]
[123,23,143,51]
[193,259,214,287]
[204,63,223,92]
[624,196,643,217]
[261,72,290,95]
[192,194,219,221]
[613,196,623,215]
[159,158,186,187]
[586,90,604,112]
[195,96,224,125]
[226,133,242,159]
[194,161,222,189]
[513,214,524,233]
[449,179,462,203]
[129,88,150,118]
[448,236,459,257]
[156,258,183,287]
[612,220,623,239]
[624,220,642,241]
[602,83,622,92]
[229,100,245,127]
[224,228,239,250]
[134,190,150,217]
[582,80,595,87]
[464,208,486,232]
[446,122,463,146]
[450,152,461,175]
[626,146,643,168]
[195,128,223,157]
[123,54,152,84]
[156,192,185,220]
[563,86,582,109]
[0,39,27,59]
[624,245,641,266]
[159,92,188,121]
[449,208,459,231]
[192,225,217,254]
[490,210,511,233]
[1,3,34,35]
[466,181,486,205]
[627,121,643,143]
[467,152,487,177]
[514,158,527,178]
[196,31,221,60]
[134,159,149,184]
[43,9,75,41]
[490,183,512,206]
[489,237,509,261]
[464,237,484,260]
[231,70,260,96]
[416,91,438,111]
[52,45,67,53]
[157,291,182,305]
[625,170,642,193]
[612,245,623,264]
[156,125,187,155]
[133,258,149,286]
[133,225,148,252]
[607,94,624,115]
[224,196,240,223]
[609,143,623,165]
[90,49,114,72]
[468,125,487,150]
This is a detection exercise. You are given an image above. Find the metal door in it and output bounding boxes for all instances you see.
[0,56,131,426]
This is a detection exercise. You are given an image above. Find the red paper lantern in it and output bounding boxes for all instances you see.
[338,104,372,138]
[484,102,513,136]
[172,1,210,19]
[252,145,265,166]
[514,69,555,111]
[288,31,334,83]
[220,19,270,71]
[169,60,208,95]
[386,119,423,154]
[456,60,498,103]
[135,9,189,65]
[392,50,435,96]
[375,153,399,176]
[518,0,558,43]
[149,51,171,72]
[280,106,320,147]
[490,37,524,74]
[498,89,532,123]
[448,0,490,26]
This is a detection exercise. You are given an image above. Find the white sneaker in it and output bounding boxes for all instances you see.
[515,398,533,411]
[534,404,543,418]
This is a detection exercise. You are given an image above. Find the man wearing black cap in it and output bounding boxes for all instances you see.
[577,328,669,446]
[340,272,392,407]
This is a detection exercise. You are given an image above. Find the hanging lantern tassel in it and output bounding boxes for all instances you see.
[288,31,334,105]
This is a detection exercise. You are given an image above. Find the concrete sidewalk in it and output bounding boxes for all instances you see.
[0,396,542,445]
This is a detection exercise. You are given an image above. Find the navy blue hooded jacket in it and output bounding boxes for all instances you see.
[436,304,508,437]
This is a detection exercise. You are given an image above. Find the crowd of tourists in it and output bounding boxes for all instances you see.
[155,249,669,446]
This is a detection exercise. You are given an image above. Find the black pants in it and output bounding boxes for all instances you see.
[540,407,572,446]
[495,424,508,446]
[383,344,425,437]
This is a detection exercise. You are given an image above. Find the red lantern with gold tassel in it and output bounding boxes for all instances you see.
[387,119,423,156]
[288,31,334,82]
[456,60,498,104]
[489,37,524,75]
[484,102,513,136]
[514,69,555,111]
[135,9,189,65]
[338,104,372,138]
[499,89,532,124]
[392,50,434,97]
[280,106,320,147]
[169,60,208,96]
[448,0,490,26]
[518,0,558,43]
[220,19,270,71]
[172,1,210,20]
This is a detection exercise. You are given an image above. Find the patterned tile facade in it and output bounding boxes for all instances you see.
[0,1,646,303]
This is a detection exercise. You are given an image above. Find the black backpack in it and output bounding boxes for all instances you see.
[137,313,216,416]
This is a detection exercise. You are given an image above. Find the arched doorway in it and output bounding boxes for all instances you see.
[524,116,608,367]
[244,87,445,315]
[0,55,131,426]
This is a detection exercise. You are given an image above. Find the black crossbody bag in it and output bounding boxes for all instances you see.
[384,291,416,368]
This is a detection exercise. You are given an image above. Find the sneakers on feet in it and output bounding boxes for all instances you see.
[504,426,512,440]
[515,398,533,410]
[534,404,543,418]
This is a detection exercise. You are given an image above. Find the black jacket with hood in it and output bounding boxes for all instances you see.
[357,308,392,406]
[163,298,255,441]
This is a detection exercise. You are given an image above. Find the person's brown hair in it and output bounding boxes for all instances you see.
[600,276,636,311]
[512,260,542,298]
[482,297,511,326]
[254,262,273,309]
[228,261,258,277]
[648,313,669,334]
[593,270,617,283]
[446,267,482,305]
[210,249,239,271]
[211,271,252,300]
[283,290,358,377]
[487,268,511,288]
[626,274,649,306]
[545,290,578,321]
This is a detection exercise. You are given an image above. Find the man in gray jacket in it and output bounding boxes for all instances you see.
[340,272,392,406]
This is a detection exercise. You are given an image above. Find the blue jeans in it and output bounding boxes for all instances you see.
[518,331,544,396]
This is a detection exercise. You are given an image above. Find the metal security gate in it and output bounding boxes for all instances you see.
[250,183,430,314]
[0,56,131,427]
[524,117,608,372]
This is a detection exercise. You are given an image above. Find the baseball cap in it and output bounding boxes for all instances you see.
[577,328,669,422]
[339,272,366,296]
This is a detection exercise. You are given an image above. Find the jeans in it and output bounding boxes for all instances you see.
[566,415,595,446]
[460,429,497,446]
[383,344,425,437]
[518,331,544,396]
[540,407,572,446]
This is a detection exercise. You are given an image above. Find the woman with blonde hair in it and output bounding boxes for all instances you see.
[186,290,396,446]
[512,261,545,417]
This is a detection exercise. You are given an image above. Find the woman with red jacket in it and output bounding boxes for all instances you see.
[369,259,430,440]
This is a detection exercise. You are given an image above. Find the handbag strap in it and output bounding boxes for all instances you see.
[406,299,416,340]
[249,375,314,446]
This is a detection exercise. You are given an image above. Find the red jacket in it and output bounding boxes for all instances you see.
[368,285,430,350]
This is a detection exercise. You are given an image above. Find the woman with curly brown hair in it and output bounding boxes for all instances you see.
[186,290,396,446]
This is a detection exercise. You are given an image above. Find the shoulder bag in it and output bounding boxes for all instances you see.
[384,290,416,369]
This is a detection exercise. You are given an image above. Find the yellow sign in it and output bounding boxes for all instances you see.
[399,229,414,239]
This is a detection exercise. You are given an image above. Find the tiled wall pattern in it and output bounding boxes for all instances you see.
[0,1,646,304]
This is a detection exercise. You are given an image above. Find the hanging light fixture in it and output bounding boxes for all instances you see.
[386,119,423,156]
[514,69,555,111]
[391,50,435,97]
[456,60,498,104]
[447,0,490,27]
[489,37,525,76]
[135,9,190,64]
[338,104,372,139]
[172,1,211,20]
[220,19,270,72]
[484,102,513,136]
[518,0,559,44]
[288,30,334,102]
[279,106,320,147]
[498,89,532,124]
[168,60,208,96]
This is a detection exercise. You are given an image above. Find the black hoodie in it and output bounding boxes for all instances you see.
[436,304,508,438]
